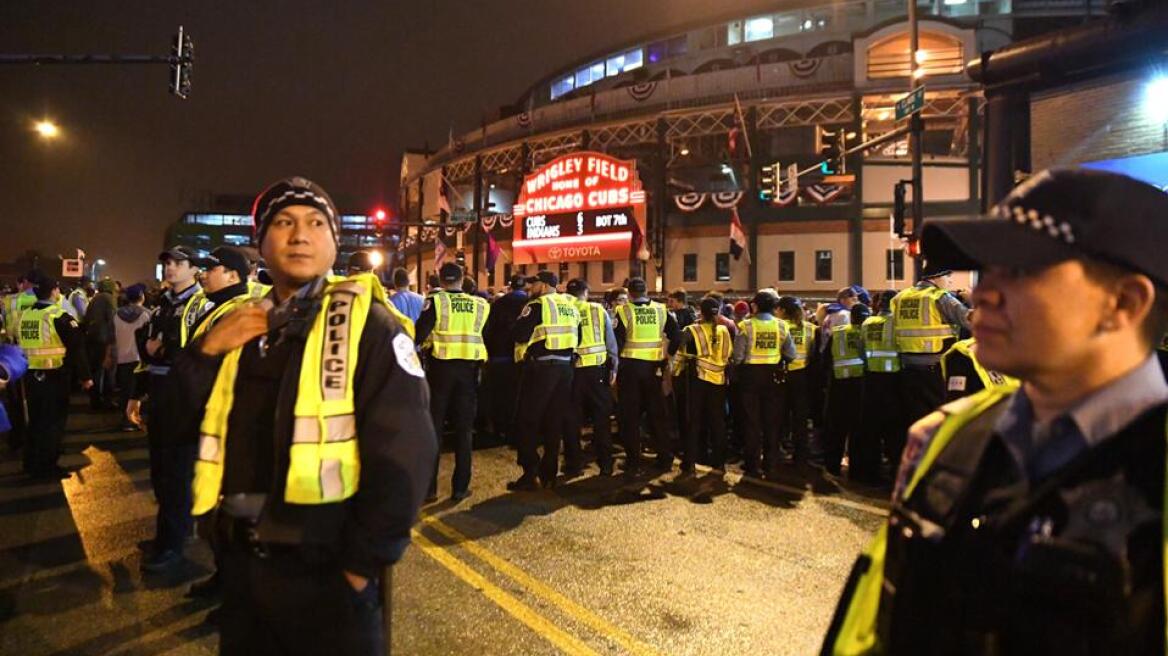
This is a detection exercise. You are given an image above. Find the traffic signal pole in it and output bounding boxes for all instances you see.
[908,1,925,280]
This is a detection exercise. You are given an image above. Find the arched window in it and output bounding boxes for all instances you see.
[867,31,963,80]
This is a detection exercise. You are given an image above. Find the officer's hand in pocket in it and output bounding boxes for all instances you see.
[199,306,269,356]
[343,570,369,592]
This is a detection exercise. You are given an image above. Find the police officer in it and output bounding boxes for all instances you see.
[858,290,902,484]
[563,278,618,477]
[2,272,36,451]
[19,275,93,478]
[2,272,36,342]
[482,274,528,447]
[677,296,733,473]
[614,277,680,476]
[509,271,580,490]
[778,296,817,466]
[138,245,203,572]
[415,261,489,502]
[174,176,436,654]
[731,291,795,478]
[940,336,1019,403]
[889,267,970,433]
[824,169,1168,654]
[65,276,93,321]
[823,303,870,479]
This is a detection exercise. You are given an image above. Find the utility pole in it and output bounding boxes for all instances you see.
[908,1,925,280]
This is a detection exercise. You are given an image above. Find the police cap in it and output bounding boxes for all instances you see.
[535,270,558,287]
[439,262,464,283]
[921,169,1168,287]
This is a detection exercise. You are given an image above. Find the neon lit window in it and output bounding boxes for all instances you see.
[606,49,643,77]
[575,62,605,89]
[550,75,574,100]
[745,16,774,42]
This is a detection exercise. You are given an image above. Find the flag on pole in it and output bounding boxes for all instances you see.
[729,207,751,264]
[732,94,753,159]
[433,238,447,269]
[437,176,452,219]
[485,227,501,272]
[76,248,86,260]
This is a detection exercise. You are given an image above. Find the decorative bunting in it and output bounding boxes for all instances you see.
[772,187,799,207]
[481,213,497,231]
[627,81,657,102]
[498,213,514,228]
[803,184,847,204]
[674,193,706,212]
[710,191,744,209]
[516,111,531,129]
[788,59,822,78]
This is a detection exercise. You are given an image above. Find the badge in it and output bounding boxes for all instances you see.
[947,375,967,392]
[392,333,425,378]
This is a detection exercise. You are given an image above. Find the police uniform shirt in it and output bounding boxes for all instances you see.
[413,288,477,347]
[25,300,91,379]
[993,354,1168,482]
[142,282,202,374]
[612,298,682,357]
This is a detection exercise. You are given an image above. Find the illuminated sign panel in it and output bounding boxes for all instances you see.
[513,152,646,264]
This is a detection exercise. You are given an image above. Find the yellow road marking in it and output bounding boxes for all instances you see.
[411,528,601,656]
[421,512,665,656]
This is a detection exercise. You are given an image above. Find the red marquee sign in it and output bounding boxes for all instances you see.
[512,152,647,264]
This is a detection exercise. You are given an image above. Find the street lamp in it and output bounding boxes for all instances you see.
[34,120,60,140]
[91,258,106,278]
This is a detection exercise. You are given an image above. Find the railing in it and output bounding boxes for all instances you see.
[429,54,854,167]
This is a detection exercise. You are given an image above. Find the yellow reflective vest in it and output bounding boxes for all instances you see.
[683,321,731,385]
[862,315,900,374]
[574,299,609,368]
[739,316,787,365]
[831,324,865,380]
[192,273,392,516]
[18,304,66,370]
[523,293,581,353]
[431,292,489,361]
[4,292,35,342]
[891,285,957,355]
[786,321,816,371]
[941,338,1019,396]
[180,283,270,347]
[617,301,667,361]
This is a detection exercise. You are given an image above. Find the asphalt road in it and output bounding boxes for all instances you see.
[0,402,888,655]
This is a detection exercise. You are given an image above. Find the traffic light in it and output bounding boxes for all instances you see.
[758,161,780,202]
[892,180,908,237]
[815,125,847,175]
[169,26,194,99]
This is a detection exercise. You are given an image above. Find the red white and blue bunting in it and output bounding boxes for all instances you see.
[674,192,706,212]
[710,191,744,209]
[627,81,657,102]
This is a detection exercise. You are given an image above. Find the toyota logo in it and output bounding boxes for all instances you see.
[547,247,563,259]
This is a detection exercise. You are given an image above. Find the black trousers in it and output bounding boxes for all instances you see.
[4,374,28,450]
[219,536,383,655]
[616,360,671,470]
[859,372,903,477]
[780,368,813,463]
[115,362,138,424]
[562,365,614,471]
[426,359,478,497]
[86,341,112,408]
[736,365,784,474]
[514,360,573,482]
[147,373,196,553]
[899,363,945,432]
[23,369,70,474]
[823,376,864,476]
[484,360,520,445]
[684,377,727,469]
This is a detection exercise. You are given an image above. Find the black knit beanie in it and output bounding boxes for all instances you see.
[252,176,340,248]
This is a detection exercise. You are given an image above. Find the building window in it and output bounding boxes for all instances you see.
[538,263,548,272]
[602,260,614,284]
[519,264,528,275]
[727,21,743,46]
[579,261,589,281]
[575,61,606,89]
[559,262,570,281]
[606,49,643,77]
[886,248,905,281]
[778,251,795,282]
[504,263,513,283]
[647,35,688,63]
[744,16,775,42]
[550,75,574,100]
[715,253,731,282]
[815,250,833,282]
[683,253,698,282]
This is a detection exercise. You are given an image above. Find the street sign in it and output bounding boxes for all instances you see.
[61,259,83,278]
[895,86,926,121]
[449,209,477,225]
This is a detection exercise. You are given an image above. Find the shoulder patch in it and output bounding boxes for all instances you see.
[422,298,432,312]
[392,333,425,378]
[520,304,532,318]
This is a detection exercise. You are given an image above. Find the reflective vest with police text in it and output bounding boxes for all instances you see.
[683,321,731,385]
[575,299,609,368]
[739,316,786,365]
[18,305,66,370]
[524,293,580,353]
[192,273,390,515]
[891,285,957,354]
[787,321,815,372]
[431,291,489,361]
[831,324,865,380]
[617,301,667,361]
[862,315,900,373]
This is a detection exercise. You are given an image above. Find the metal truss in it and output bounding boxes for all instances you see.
[445,157,476,183]
[590,119,658,150]
[481,145,523,174]
[528,132,582,166]
[664,107,736,141]
[755,96,855,129]
[923,95,967,118]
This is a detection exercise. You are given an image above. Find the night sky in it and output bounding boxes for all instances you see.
[0,0,774,282]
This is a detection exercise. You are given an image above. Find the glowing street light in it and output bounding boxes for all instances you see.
[1144,75,1168,124]
[34,120,60,139]
[368,251,385,268]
